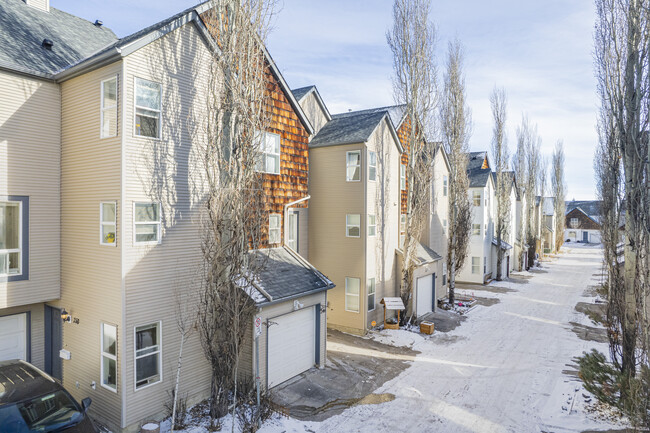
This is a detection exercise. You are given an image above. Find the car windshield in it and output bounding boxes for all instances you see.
[0,390,83,433]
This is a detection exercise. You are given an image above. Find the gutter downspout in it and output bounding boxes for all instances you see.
[283,195,310,248]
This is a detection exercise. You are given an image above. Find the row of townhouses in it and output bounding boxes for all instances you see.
[0,1,556,431]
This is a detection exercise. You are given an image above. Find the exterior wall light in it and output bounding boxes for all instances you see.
[61,309,71,323]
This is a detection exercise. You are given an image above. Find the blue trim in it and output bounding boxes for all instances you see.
[44,306,52,373]
[315,304,321,365]
[0,196,29,282]
[26,311,31,363]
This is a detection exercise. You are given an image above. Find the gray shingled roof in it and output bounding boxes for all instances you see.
[0,0,117,76]
[291,85,315,101]
[414,243,442,264]
[247,247,334,306]
[467,151,492,188]
[565,200,601,218]
[336,105,406,129]
[310,110,389,147]
[492,238,513,250]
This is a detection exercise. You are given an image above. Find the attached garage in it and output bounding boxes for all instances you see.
[267,307,316,387]
[0,313,27,361]
[402,243,442,318]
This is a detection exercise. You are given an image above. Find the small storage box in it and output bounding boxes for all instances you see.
[420,321,435,335]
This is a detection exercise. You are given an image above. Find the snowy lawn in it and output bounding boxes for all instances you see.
[162,245,627,433]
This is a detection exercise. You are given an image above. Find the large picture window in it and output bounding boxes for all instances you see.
[0,198,27,279]
[101,77,118,138]
[134,322,161,389]
[346,151,361,181]
[101,323,117,391]
[134,202,161,244]
[345,277,360,312]
[100,202,117,246]
[258,132,281,174]
[134,78,161,139]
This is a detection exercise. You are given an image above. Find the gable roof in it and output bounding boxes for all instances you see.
[291,85,314,101]
[338,104,407,130]
[246,247,334,306]
[467,151,493,188]
[0,0,118,78]
[565,200,601,218]
[310,108,403,152]
[291,84,332,122]
[566,206,602,227]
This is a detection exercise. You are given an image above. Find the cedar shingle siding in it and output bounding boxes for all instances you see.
[565,208,600,230]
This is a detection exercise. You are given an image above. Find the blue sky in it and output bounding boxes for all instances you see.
[52,0,598,200]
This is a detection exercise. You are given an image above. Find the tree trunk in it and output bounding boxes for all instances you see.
[171,333,186,432]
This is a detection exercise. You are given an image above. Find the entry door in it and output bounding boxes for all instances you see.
[44,305,62,380]
[583,231,589,242]
[416,274,434,316]
[0,313,27,361]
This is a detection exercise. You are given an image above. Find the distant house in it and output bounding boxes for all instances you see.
[565,201,602,243]
[542,197,557,253]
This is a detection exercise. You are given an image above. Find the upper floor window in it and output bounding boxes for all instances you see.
[101,323,117,392]
[570,217,579,227]
[100,202,117,246]
[134,202,161,244]
[400,164,406,190]
[346,151,361,181]
[269,214,281,244]
[0,198,26,277]
[258,132,281,175]
[135,322,161,389]
[346,214,360,238]
[443,176,448,196]
[134,78,161,139]
[472,191,481,207]
[101,77,118,138]
[472,224,481,236]
[368,151,377,181]
[368,214,376,237]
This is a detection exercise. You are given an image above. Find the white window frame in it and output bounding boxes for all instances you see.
[258,132,281,175]
[471,257,480,274]
[0,200,22,277]
[472,224,481,236]
[472,191,481,206]
[570,217,579,227]
[100,76,118,139]
[368,151,377,181]
[400,164,406,190]
[100,202,117,246]
[134,321,162,391]
[133,202,161,245]
[269,214,281,244]
[100,323,118,392]
[443,219,447,235]
[346,151,361,182]
[484,256,487,274]
[367,277,376,312]
[443,175,448,197]
[133,77,162,139]
[345,277,360,313]
[346,214,360,238]
[367,214,376,237]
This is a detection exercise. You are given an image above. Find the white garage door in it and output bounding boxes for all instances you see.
[267,307,315,388]
[0,313,27,361]
[416,274,434,317]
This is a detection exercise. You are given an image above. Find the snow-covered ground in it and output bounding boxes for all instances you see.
[166,245,625,433]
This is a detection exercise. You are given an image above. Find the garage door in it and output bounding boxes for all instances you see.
[0,313,27,361]
[416,274,434,317]
[267,307,315,388]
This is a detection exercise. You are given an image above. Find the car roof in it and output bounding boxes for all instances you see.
[0,360,61,405]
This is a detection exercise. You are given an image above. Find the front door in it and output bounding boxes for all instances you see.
[583,231,589,243]
[44,305,62,380]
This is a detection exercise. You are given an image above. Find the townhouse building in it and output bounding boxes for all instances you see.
[1,1,334,431]
[491,171,517,278]
[565,200,602,244]
[542,197,557,253]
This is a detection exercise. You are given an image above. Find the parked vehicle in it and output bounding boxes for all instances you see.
[0,360,97,432]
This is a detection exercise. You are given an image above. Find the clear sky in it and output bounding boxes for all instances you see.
[52,0,599,200]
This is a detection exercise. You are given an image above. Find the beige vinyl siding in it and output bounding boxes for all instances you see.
[309,144,365,333]
[0,303,45,368]
[298,92,328,135]
[122,22,212,428]
[365,120,400,328]
[58,60,123,429]
[0,71,60,308]
[429,150,449,299]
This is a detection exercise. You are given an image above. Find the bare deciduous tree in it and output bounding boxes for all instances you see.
[387,0,438,316]
[551,140,566,252]
[197,0,276,426]
[490,86,510,280]
[440,40,472,305]
[520,117,541,267]
[512,115,529,269]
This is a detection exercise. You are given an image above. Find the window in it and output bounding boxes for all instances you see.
[472,191,481,206]
[346,151,361,181]
[101,323,117,391]
[368,278,376,311]
[346,214,360,237]
[100,202,117,245]
[258,132,281,174]
[269,214,281,244]
[443,262,447,285]
[570,217,579,228]
[443,219,447,235]
[0,198,27,279]
[484,256,487,274]
[368,151,377,181]
[471,257,480,274]
[443,175,448,196]
[472,224,481,236]
[134,202,161,244]
[134,322,161,389]
[368,214,376,237]
[400,214,406,246]
[345,277,360,312]
[101,77,117,138]
[400,164,406,190]
[134,78,161,138]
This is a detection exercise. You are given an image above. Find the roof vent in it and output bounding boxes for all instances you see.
[94,20,103,27]
[42,39,53,50]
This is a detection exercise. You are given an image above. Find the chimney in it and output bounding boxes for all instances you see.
[24,0,50,13]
